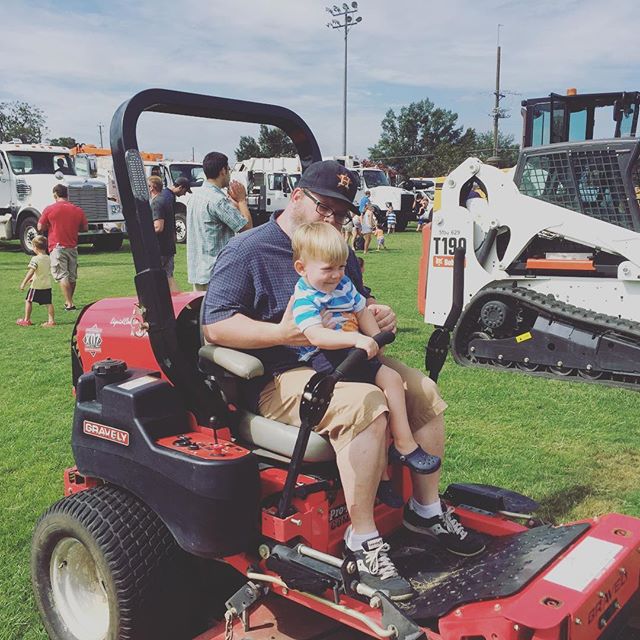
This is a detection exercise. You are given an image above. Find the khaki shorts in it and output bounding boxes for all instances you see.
[50,246,78,283]
[258,356,447,453]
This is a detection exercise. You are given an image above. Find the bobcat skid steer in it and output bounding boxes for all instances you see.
[419,90,640,388]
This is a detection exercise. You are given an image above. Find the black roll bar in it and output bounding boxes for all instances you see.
[109,89,322,422]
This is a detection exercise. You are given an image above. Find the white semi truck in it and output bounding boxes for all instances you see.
[332,155,415,230]
[231,157,301,226]
[0,142,125,253]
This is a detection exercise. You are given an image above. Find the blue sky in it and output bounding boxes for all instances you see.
[3,0,638,163]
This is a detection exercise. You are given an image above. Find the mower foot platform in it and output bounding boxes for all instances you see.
[390,522,589,623]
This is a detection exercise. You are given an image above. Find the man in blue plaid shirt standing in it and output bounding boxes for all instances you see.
[187,151,252,291]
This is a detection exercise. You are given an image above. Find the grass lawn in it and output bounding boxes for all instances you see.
[1,229,639,638]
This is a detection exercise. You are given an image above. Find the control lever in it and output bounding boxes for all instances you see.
[277,331,395,518]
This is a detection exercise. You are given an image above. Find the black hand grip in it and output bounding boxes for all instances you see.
[334,331,395,379]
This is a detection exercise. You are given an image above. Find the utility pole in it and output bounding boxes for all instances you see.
[98,123,104,148]
[326,3,362,156]
[489,24,504,165]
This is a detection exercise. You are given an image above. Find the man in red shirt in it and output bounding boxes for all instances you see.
[37,184,88,310]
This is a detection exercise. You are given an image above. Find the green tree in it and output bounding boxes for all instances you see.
[235,135,262,161]
[48,136,78,148]
[0,101,47,143]
[234,125,296,160]
[472,130,520,167]
[368,99,477,177]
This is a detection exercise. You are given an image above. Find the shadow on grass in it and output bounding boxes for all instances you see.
[536,484,593,523]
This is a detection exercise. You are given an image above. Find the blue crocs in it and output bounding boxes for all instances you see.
[388,444,441,474]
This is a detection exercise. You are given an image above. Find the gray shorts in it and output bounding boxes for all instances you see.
[160,255,175,278]
[50,246,78,283]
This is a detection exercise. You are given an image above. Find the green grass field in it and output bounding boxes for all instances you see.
[1,230,639,638]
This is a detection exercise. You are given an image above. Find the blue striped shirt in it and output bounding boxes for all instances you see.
[293,276,365,362]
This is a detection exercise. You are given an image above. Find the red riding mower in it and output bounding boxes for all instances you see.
[31,90,640,640]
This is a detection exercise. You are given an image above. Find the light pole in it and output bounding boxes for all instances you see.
[326,3,362,156]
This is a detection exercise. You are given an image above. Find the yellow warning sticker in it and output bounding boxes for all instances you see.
[515,332,532,343]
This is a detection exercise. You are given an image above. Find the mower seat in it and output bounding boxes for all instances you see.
[198,344,335,463]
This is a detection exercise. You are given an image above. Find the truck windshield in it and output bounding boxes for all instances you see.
[7,151,75,176]
[169,164,204,188]
[362,169,389,188]
[288,173,300,190]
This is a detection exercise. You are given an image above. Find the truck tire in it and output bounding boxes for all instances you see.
[31,484,198,640]
[18,215,39,254]
[395,217,408,232]
[93,235,124,252]
[175,211,187,244]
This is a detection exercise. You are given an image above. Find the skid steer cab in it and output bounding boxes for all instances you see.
[30,89,640,640]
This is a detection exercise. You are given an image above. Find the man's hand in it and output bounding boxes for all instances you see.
[368,303,397,333]
[278,296,311,347]
[228,180,247,207]
[354,334,379,359]
[19,283,25,291]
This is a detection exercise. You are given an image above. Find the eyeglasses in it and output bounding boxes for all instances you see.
[303,189,352,224]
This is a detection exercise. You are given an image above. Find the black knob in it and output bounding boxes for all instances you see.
[92,358,127,377]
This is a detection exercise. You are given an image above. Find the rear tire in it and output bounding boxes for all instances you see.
[18,215,38,254]
[93,235,124,252]
[175,212,187,244]
[31,485,199,640]
[395,217,408,232]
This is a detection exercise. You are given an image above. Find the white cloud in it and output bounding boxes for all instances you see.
[2,0,638,159]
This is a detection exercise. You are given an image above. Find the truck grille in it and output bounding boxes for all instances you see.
[400,193,414,214]
[67,182,108,221]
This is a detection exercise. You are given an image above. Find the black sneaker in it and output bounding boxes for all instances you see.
[344,537,414,601]
[403,504,486,556]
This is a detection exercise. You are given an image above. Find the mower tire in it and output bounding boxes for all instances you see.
[31,484,199,640]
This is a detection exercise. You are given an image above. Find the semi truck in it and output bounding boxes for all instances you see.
[0,141,125,253]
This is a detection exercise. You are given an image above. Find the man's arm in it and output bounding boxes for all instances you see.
[203,296,309,348]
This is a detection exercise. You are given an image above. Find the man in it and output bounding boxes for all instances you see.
[37,184,88,311]
[186,152,252,291]
[358,189,371,214]
[202,160,484,601]
[148,175,190,293]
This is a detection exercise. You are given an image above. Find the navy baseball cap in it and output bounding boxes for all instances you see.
[297,160,360,213]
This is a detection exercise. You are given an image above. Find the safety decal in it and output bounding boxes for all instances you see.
[515,332,533,343]
[329,503,351,530]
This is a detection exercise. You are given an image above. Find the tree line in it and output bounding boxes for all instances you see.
[1,98,519,175]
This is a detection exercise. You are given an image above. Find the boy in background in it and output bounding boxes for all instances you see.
[17,235,55,327]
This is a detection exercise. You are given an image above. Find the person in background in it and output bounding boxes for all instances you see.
[186,152,252,291]
[360,203,376,254]
[385,202,396,233]
[358,189,371,214]
[17,235,55,327]
[37,184,88,311]
[374,226,387,251]
[416,195,433,232]
[148,175,181,292]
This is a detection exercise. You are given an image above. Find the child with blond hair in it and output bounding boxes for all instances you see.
[17,235,55,327]
[291,222,440,498]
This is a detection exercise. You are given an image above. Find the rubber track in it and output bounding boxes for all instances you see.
[451,282,640,390]
[38,484,180,639]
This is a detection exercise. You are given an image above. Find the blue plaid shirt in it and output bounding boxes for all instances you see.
[203,217,371,403]
[186,182,248,285]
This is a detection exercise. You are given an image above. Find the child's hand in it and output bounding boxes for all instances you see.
[354,334,379,359]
